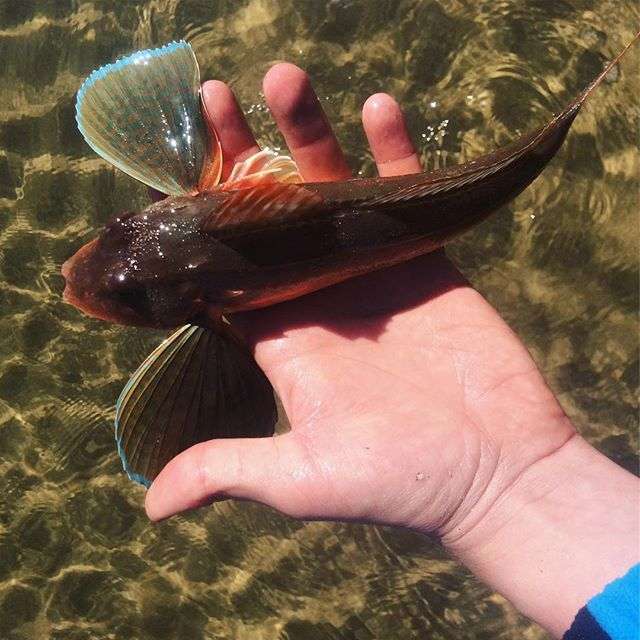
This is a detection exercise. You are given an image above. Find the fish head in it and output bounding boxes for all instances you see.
[61,199,240,327]
[61,214,162,327]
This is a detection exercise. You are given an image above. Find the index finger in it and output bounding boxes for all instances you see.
[201,80,261,180]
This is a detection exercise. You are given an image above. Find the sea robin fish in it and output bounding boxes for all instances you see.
[62,37,638,487]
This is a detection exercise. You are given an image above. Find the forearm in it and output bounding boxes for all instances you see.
[441,434,639,638]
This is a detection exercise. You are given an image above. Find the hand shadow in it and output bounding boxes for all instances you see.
[232,249,469,344]
[148,187,469,343]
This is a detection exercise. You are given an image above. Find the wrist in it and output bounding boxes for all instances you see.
[440,434,639,637]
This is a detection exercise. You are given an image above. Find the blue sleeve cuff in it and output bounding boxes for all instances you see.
[564,563,640,640]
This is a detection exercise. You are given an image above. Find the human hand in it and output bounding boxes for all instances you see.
[146,63,575,533]
[145,64,639,637]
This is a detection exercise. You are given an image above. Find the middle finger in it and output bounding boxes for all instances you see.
[263,63,352,182]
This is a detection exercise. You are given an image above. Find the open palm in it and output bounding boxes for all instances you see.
[146,63,575,543]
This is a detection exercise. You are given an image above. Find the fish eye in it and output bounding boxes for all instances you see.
[102,270,148,314]
[111,286,150,318]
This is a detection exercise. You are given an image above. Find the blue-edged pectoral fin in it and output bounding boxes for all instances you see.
[115,323,276,487]
[75,41,222,196]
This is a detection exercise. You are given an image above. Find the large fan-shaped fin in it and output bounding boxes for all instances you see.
[76,41,222,196]
[115,323,276,487]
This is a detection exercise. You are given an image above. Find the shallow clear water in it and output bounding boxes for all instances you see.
[0,1,638,638]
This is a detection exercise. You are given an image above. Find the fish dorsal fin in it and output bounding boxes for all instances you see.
[201,182,324,233]
[76,41,222,196]
[221,148,302,190]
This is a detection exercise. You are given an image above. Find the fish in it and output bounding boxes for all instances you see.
[62,36,638,488]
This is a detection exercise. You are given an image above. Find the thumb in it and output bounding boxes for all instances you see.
[144,434,319,521]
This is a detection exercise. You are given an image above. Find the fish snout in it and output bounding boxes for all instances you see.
[60,238,100,306]
[61,256,74,302]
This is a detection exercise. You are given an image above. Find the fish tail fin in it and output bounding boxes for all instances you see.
[115,322,276,487]
[76,41,222,197]
[327,31,638,214]
[561,29,639,118]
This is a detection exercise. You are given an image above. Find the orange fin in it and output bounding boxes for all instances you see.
[221,148,302,191]
[201,182,324,233]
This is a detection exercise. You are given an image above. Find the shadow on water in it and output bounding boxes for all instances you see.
[0,1,638,638]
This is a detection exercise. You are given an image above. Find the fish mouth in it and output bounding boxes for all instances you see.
[61,239,98,304]
[60,239,117,323]
[61,258,74,303]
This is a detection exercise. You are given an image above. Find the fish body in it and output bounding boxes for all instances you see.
[62,38,637,487]
[63,104,577,329]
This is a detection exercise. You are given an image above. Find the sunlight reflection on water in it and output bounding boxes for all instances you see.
[0,1,637,638]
